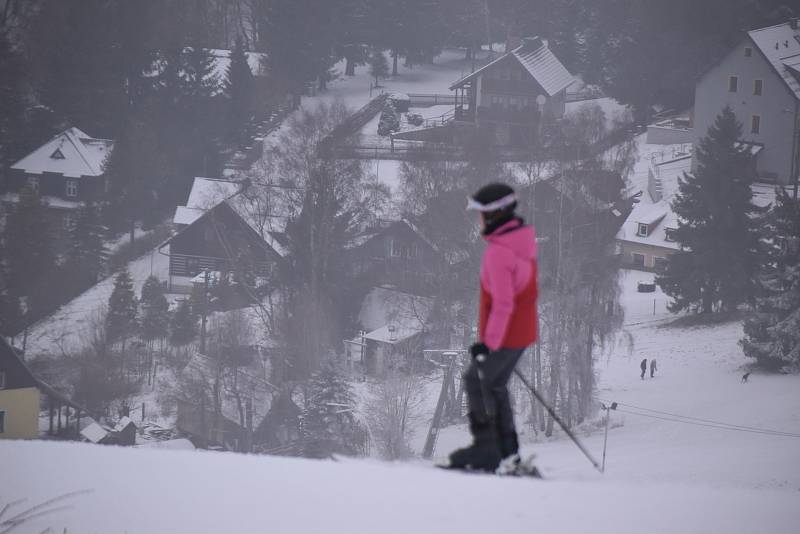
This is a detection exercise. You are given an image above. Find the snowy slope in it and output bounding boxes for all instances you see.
[4,273,800,533]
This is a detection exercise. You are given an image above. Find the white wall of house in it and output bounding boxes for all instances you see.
[693,38,798,184]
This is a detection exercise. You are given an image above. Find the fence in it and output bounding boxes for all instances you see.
[407,93,457,107]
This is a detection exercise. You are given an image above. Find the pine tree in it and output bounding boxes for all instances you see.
[741,188,800,369]
[169,298,198,347]
[140,275,169,342]
[368,48,389,87]
[299,361,367,458]
[656,107,760,314]
[224,37,256,142]
[2,186,57,316]
[106,268,138,345]
[64,202,108,287]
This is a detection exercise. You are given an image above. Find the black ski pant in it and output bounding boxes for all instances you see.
[463,347,525,453]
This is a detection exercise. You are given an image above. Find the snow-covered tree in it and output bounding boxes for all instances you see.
[224,36,255,141]
[169,297,197,348]
[368,48,388,87]
[65,202,108,287]
[106,268,138,346]
[657,106,760,314]
[299,361,367,458]
[741,188,800,370]
[140,275,169,342]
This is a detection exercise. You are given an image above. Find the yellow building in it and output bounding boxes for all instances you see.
[0,338,86,440]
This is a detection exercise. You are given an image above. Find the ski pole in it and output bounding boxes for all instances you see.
[513,368,603,473]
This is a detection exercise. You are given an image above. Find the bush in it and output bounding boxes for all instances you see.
[406,113,424,127]
[377,101,400,136]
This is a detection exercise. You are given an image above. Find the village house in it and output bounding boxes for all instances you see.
[346,218,445,293]
[345,286,434,375]
[161,177,286,293]
[448,36,574,146]
[693,18,800,186]
[0,337,90,440]
[1,127,114,229]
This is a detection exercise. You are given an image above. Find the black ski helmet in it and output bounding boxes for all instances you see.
[466,182,517,214]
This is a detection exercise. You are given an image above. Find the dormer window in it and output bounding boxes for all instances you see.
[665,228,677,242]
[744,47,752,57]
[636,223,649,237]
[50,149,65,159]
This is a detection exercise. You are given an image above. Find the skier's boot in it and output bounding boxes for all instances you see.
[447,413,501,471]
[495,430,521,476]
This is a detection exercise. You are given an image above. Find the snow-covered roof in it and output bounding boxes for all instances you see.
[1,192,81,210]
[114,416,135,432]
[748,21,800,101]
[616,200,680,251]
[450,37,574,96]
[358,287,433,345]
[80,422,109,444]
[11,127,114,178]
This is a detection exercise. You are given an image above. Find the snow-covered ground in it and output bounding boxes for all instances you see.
[4,266,799,533]
[20,246,169,357]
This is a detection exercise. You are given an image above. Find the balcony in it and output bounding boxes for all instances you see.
[481,77,539,94]
[476,106,539,124]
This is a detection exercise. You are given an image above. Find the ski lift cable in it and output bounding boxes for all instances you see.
[612,407,800,438]
[598,398,800,437]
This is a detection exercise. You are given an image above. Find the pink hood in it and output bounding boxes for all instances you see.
[479,219,537,350]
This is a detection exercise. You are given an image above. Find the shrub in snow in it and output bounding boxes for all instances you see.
[389,92,411,112]
[406,113,424,127]
[378,101,400,136]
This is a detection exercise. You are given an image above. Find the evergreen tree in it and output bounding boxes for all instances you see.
[106,268,138,344]
[2,186,57,317]
[140,275,169,342]
[368,48,389,87]
[64,202,108,288]
[299,361,367,458]
[224,37,256,142]
[169,297,198,347]
[657,107,760,314]
[741,188,800,369]
[0,31,27,169]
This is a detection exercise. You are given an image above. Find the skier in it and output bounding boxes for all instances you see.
[447,183,538,473]
[640,358,647,380]
[650,358,657,378]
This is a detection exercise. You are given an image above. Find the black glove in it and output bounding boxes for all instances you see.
[470,342,490,360]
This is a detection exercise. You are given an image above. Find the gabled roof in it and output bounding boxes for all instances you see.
[748,20,800,101]
[11,127,114,178]
[357,287,433,345]
[450,37,574,96]
[173,177,243,226]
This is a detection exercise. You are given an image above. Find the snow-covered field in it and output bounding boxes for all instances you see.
[4,268,799,533]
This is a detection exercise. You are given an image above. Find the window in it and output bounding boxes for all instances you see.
[65,179,78,197]
[728,76,738,92]
[0,369,5,389]
[387,238,401,257]
[744,47,752,57]
[50,149,65,160]
[186,257,200,276]
[751,114,761,134]
[408,243,419,258]
[632,253,645,267]
[0,411,4,433]
[664,228,677,242]
[636,223,649,237]
[754,79,763,96]
[654,257,668,272]
[27,176,39,194]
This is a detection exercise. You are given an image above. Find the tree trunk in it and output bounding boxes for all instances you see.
[392,50,398,76]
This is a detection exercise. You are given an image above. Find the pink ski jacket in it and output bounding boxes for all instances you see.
[478,219,538,351]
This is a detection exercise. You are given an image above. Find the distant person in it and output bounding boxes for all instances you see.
[650,359,657,378]
[742,372,751,383]
[640,358,647,380]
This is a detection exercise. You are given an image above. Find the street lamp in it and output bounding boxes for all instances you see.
[600,401,618,473]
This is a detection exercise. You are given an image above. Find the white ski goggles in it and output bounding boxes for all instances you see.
[466,192,517,212]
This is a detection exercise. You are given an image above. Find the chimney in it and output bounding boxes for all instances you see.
[790,17,798,30]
